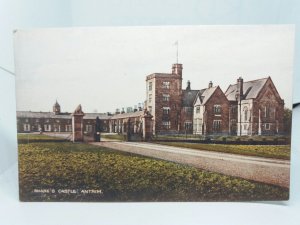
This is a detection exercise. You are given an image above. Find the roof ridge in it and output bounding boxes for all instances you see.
[229,77,268,86]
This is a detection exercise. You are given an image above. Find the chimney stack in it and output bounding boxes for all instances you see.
[115,108,120,114]
[208,81,213,88]
[186,80,191,91]
[236,77,244,101]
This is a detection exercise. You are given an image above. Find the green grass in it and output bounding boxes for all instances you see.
[18,135,288,202]
[157,142,290,160]
[18,133,64,140]
[101,133,125,141]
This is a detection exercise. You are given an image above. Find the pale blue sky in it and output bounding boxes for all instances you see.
[15,25,294,113]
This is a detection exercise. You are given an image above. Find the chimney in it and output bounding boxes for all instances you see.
[208,81,213,88]
[115,108,120,114]
[171,63,183,76]
[236,77,244,101]
[121,107,125,114]
[134,105,138,112]
[138,103,142,111]
[186,80,191,91]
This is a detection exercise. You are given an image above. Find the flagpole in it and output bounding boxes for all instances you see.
[176,41,178,64]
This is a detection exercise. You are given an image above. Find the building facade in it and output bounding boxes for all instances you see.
[17,101,111,135]
[145,64,183,134]
[144,64,285,136]
[17,64,285,137]
[225,77,284,136]
[193,84,230,135]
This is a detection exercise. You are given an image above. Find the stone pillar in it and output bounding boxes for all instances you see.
[142,110,153,141]
[72,104,85,142]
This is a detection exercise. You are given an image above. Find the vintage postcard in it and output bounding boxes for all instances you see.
[14,25,294,202]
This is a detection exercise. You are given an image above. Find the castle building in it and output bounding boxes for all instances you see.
[145,64,183,134]
[144,63,285,136]
[193,83,230,135]
[225,77,284,136]
[16,64,285,137]
[17,101,111,134]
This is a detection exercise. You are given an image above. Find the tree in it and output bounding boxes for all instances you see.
[283,108,292,135]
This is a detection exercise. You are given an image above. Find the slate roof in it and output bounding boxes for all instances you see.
[225,77,268,101]
[17,111,112,120]
[182,90,200,107]
[110,110,144,119]
[200,86,218,105]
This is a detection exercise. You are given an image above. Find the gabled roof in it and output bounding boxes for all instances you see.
[225,77,268,101]
[193,86,218,105]
[182,90,199,107]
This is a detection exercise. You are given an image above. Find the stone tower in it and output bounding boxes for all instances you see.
[145,63,183,134]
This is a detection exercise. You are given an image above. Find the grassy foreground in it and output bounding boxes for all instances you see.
[18,135,288,201]
[157,142,290,160]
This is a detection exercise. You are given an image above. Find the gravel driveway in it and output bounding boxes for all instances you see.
[91,141,290,188]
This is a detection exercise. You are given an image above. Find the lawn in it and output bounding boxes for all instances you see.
[18,135,289,202]
[157,142,290,160]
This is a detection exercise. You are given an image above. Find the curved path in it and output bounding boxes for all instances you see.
[91,141,290,188]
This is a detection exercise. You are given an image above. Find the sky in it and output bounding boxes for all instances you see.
[14,25,295,113]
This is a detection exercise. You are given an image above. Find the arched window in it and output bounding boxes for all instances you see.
[244,107,248,121]
[264,104,272,118]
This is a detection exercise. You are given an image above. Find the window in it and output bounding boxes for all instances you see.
[265,123,270,130]
[149,94,152,103]
[213,120,221,131]
[53,125,60,132]
[163,94,170,101]
[162,81,170,89]
[184,122,192,130]
[65,125,72,132]
[162,121,171,129]
[265,105,271,118]
[36,119,39,123]
[196,106,200,114]
[44,124,51,132]
[163,107,170,115]
[213,105,221,115]
[23,124,30,132]
[148,82,152,91]
[231,106,237,114]
[184,107,193,113]
[86,125,93,133]
[148,106,152,114]
[244,107,248,121]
